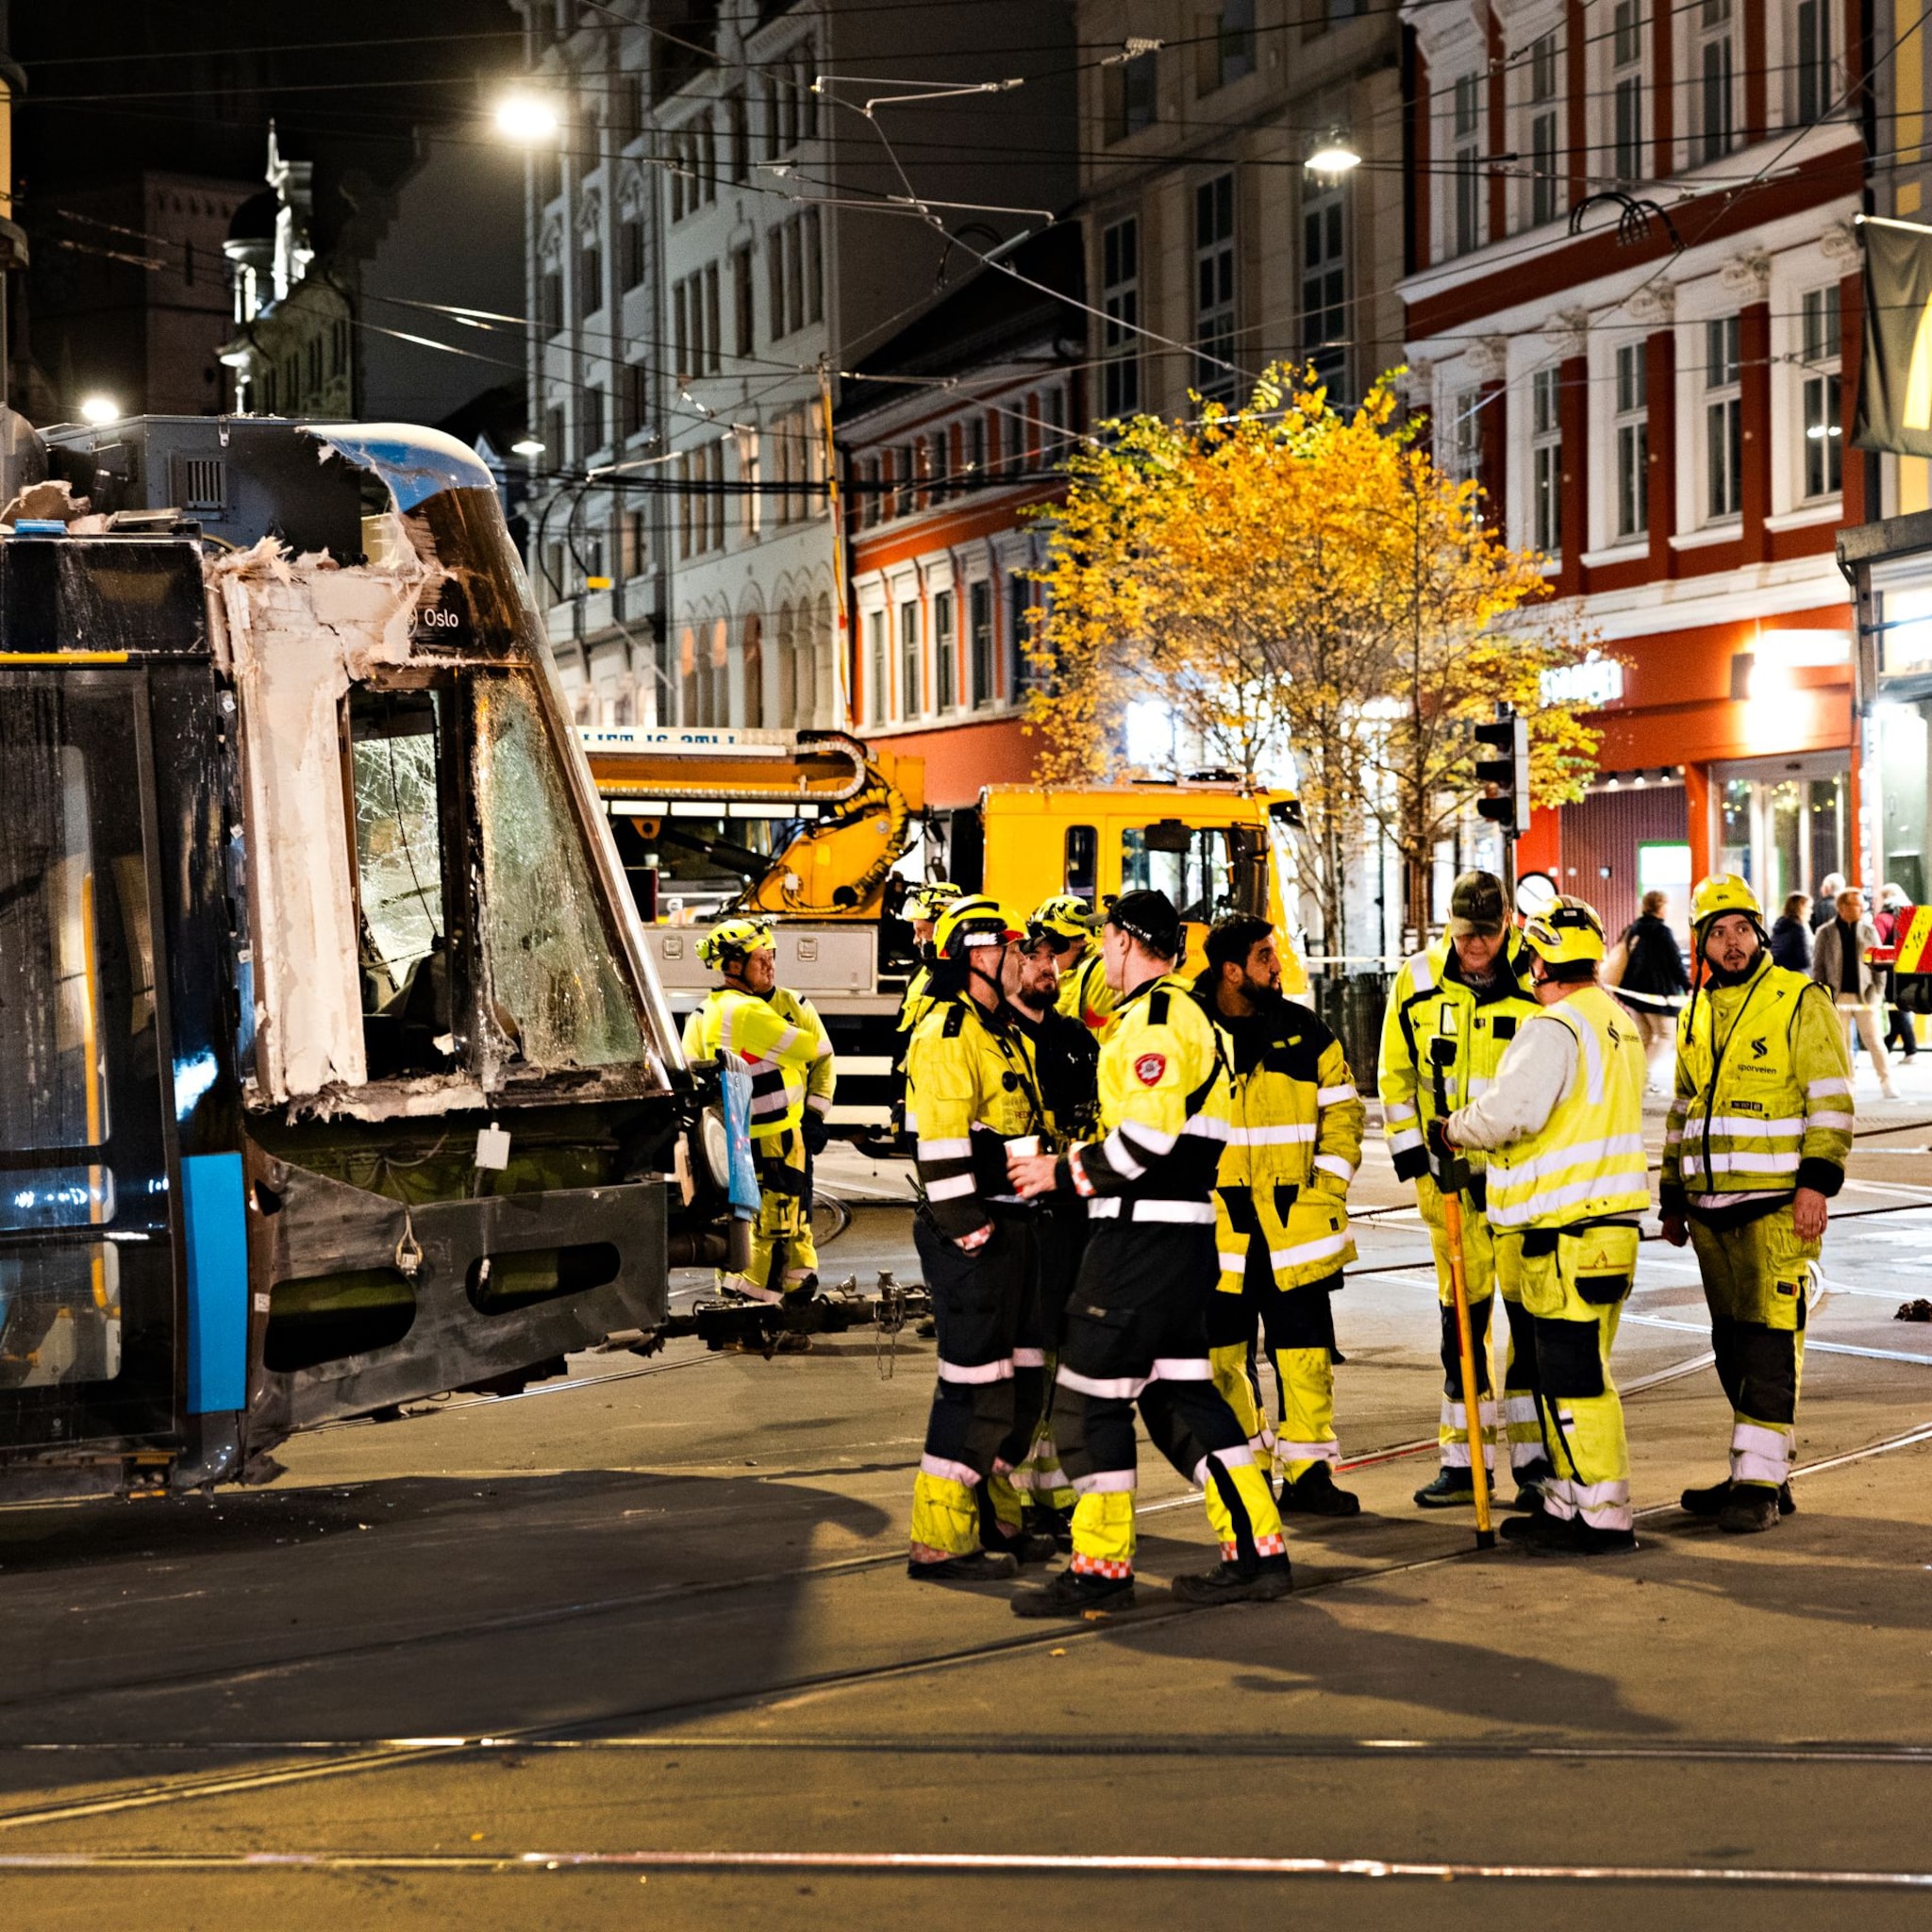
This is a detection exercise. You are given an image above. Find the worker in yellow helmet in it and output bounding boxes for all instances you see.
[896,879,963,1039]
[1033,893,1116,1034]
[1661,874,1853,1534]
[683,917,834,1303]
[1378,871,1546,1509]
[1440,897,1649,1556]
[1007,890,1291,1615]
[903,895,1058,1581]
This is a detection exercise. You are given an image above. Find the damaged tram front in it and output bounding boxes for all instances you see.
[0,415,744,1502]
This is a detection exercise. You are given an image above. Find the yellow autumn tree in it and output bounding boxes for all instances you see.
[1021,365,1605,948]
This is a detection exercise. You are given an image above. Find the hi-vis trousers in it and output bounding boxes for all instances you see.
[1054,1220,1285,1579]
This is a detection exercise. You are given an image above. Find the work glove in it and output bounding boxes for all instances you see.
[800,1111,830,1157]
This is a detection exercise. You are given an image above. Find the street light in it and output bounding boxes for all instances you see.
[78,395,120,425]
[495,95,560,142]
[511,438,545,460]
[1305,129,1362,178]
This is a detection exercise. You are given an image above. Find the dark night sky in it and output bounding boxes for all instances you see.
[8,1,529,424]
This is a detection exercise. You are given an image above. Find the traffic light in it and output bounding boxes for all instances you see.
[1474,708,1530,837]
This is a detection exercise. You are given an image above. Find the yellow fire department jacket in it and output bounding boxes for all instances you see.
[1660,956,1853,1214]
[1056,941,1119,1034]
[1377,935,1540,1185]
[1057,973,1230,1219]
[906,994,1046,1242]
[770,985,837,1125]
[1197,979,1365,1291]
[683,986,831,1141]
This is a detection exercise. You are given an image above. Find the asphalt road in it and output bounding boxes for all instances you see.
[3,1070,1931,1930]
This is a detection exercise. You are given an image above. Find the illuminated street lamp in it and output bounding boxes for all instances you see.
[495,95,560,143]
[1305,129,1362,179]
[511,438,545,459]
[78,395,120,425]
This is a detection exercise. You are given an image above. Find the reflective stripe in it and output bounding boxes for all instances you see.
[1490,1168,1650,1225]
[1057,1366,1149,1400]
[1384,1100,1419,1124]
[1274,1440,1339,1464]
[1681,1151,1803,1175]
[1387,1126,1424,1155]
[1407,950,1436,993]
[1099,1127,1147,1178]
[924,1173,977,1201]
[1088,1197,1217,1224]
[1807,1076,1852,1097]
[937,1357,1013,1384]
[1235,1123,1317,1145]
[1181,1113,1231,1141]
[1807,1110,1855,1131]
[1317,1084,1357,1106]
[1069,1468,1139,1494]
[1497,1133,1646,1187]
[1441,1442,1494,1469]
[1269,1230,1351,1269]
[1571,1477,1631,1530]
[1193,1446,1257,1485]
[1663,1123,1684,1145]
[917,1137,974,1160]
[1554,1003,1606,1105]
[1313,1154,1356,1183]
[1012,1347,1047,1369]
[1442,1399,1499,1431]
[1731,1421,1791,1485]
[1694,1115,1805,1138]
[1499,1395,1540,1425]
[1151,1357,1213,1381]
[919,1453,981,1487]
[806,1092,833,1114]
[1217,1251,1246,1275]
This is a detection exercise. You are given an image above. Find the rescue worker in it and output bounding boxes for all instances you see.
[1003,906,1103,1541]
[1441,897,1650,1556]
[1035,893,1117,1034]
[904,895,1058,1581]
[1197,914,1366,1515]
[1378,872,1548,1509]
[1007,889,1291,1614]
[1661,874,1854,1534]
[683,918,835,1303]
[896,879,962,1041]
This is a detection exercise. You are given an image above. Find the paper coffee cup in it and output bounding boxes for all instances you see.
[1007,1135,1041,1158]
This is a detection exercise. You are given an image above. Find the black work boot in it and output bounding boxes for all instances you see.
[1508,1459,1554,1513]
[1170,1553,1294,1605]
[1718,1485,1782,1535]
[1413,1467,1477,1509]
[1683,1477,1796,1520]
[1500,1507,1576,1552]
[908,1549,1019,1583]
[987,1527,1061,1566]
[1024,1504,1074,1553]
[1279,1463,1361,1517]
[1009,1566,1135,1618]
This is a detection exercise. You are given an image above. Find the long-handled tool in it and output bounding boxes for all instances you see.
[1431,1028,1495,1552]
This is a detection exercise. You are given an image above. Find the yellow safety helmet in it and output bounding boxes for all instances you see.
[1029,893,1095,944]
[1520,895,1606,966]
[908,880,962,921]
[696,916,774,970]
[933,894,1022,961]
[1690,873,1761,929]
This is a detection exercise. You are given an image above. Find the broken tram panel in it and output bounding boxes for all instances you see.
[0,414,745,1501]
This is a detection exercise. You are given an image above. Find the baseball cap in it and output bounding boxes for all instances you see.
[1447,870,1507,941]
[1107,889,1183,959]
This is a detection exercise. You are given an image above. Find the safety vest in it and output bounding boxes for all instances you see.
[1661,956,1854,1201]
[1484,986,1649,1232]
[1198,979,1365,1291]
[682,986,830,1141]
[1377,936,1539,1179]
[771,985,837,1123]
[1056,944,1118,1033]
[1066,974,1230,1223]
[905,995,1046,1240]
[897,962,937,1036]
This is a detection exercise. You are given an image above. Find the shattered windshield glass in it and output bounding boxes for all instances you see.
[474,674,644,1070]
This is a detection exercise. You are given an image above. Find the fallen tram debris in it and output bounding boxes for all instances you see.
[632,1269,932,1358]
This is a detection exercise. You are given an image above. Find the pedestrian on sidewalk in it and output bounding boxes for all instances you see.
[1769,893,1813,974]
[1809,875,1845,933]
[1609,891,1690,1091]
[1811,888,1899,1100]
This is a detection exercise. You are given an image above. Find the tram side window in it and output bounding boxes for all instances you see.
[473,674,644,1069]
[349,689,456,1078]
[1120,823,1252,925]
[1064,824,1097,903]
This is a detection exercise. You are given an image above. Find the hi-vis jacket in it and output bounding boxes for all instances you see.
[1378,936,1540,1185]
[1448,986,1649,1232]
[1057,943,1119,1033]
[897,962,937,1037]
[906,994,1046,1242]
[1196,980,1364,1291]
[683,986,833,1141]
[1659,956,1853,1216]
[771,985,837,1125]
[1056,974,1231,1224]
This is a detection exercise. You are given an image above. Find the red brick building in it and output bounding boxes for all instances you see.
[838,229,1084,809]
[1403,0,1864,939]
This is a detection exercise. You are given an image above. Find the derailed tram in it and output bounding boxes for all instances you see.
[0,412,745,1504]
